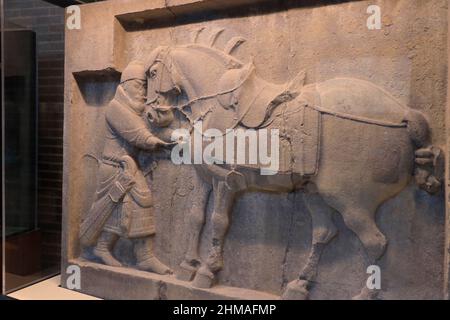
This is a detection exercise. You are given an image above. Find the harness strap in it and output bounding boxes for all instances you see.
[305,104,407,128]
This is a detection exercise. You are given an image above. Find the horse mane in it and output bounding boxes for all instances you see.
[178,28,248,69]
[180,44,244,69]
[146,29,247,72]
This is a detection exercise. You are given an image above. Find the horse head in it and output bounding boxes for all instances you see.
[144,41,246,127]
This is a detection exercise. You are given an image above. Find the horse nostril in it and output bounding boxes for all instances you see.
[147,112,155,123]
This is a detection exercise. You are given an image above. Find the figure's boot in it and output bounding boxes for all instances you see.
[135,236,173,275]
[93,231,122,267]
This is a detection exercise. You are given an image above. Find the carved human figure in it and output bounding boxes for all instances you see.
[79,60,173,275]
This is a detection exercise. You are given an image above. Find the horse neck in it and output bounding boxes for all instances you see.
[173,46,235,122]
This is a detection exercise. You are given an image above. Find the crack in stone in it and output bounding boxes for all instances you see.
[280,192,296,291]
[157,280,168,300]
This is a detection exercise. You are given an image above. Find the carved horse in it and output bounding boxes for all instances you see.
[143,40,443,299]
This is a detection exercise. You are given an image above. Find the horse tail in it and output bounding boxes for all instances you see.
[403,109,444,194]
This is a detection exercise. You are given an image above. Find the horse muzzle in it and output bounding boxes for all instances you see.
[146,105,174,128]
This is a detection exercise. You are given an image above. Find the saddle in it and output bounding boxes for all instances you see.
[216,63,306,129]
[204,64,317,176]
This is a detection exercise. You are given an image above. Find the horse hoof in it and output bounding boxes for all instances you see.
[281,279,310,300]
[176,261,198,282]
[192,267,215,288]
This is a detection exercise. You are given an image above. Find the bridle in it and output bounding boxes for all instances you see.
[146,47,254,129]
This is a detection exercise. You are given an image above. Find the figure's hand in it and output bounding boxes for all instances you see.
[415,148,435,165]
[109,171,135,202]
[146,136,177,150]
[117,172,135,192]
[117,155,137,193]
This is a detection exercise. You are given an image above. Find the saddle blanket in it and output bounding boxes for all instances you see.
[269,102,321,175]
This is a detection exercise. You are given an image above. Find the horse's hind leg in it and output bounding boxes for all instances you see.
[325,197,387,300]
[177,181,212,281]
[345,207,387,300]
[282,191,337,300]
[192,179,236,288]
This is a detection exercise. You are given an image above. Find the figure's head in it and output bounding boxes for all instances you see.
[120,60,147,105]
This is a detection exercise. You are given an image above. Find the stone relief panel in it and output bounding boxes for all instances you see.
[62,0,448,300]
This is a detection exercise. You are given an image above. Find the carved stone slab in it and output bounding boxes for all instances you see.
[62,0,449,300]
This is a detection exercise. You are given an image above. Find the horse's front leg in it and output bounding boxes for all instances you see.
[192,179,236,288]
[177,181,212,281]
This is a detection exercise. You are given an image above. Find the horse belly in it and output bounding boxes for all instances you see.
[315,115,413,202]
